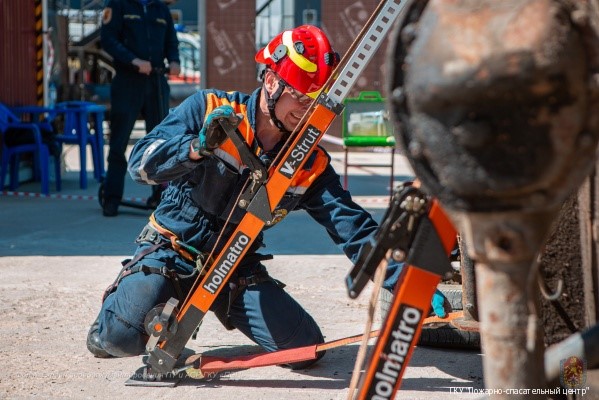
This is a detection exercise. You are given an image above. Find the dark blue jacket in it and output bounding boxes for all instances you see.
[128,88,382,265]
[100,0,180,71]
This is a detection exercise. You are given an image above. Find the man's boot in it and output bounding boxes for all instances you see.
[86,317,112,358]
[102,197,120,217]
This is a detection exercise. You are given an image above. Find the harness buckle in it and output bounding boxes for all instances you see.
[135,223,163,245]
[138,219,203,263]
[238,275,260,287]
[237,271,285,288]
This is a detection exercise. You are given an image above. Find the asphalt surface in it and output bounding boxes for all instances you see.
[0,145,488,399]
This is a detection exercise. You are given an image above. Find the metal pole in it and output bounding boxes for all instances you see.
[477,261,545,395]
[456,210,555,397]
[197,0,206,89]
[479,260,544,388]
[458,237,478,322]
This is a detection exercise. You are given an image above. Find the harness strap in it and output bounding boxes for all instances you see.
[102,221,207,303]
[101,242,165,303]
[148,213,198,262]
[128,264,196,300]
[140,217,213,277]
[264,80,290,134]
[102,245,200,304]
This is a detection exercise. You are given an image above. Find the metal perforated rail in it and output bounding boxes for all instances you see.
[328,0,406,104]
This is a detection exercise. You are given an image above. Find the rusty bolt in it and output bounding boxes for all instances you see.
[570,8,588,27]
[588,74,599,98]
[392,249,406,262]
[401,23,418,45]
[408,141,423,159]
[392,87,405,105]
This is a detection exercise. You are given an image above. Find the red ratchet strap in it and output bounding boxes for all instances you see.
[185,312,462,377]
[184,330,380,377]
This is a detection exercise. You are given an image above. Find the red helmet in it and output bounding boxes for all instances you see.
[255,25,339,99]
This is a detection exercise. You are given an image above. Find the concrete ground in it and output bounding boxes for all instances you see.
[1,142,488,399]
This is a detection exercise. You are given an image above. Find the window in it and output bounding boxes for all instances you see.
[256,0,295,50]
[255,1,321,81]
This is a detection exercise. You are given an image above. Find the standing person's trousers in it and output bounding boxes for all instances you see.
[103,71,169,201]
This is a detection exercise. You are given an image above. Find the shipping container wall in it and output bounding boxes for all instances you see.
[0,0,40,106]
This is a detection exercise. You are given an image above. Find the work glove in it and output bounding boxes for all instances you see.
[431,288,448,318]
[383,263,448,318]
[194,105,240,156]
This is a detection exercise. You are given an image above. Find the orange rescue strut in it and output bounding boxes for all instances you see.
[141,0,410,376]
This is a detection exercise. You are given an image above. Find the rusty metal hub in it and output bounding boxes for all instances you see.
[388,0,599,214]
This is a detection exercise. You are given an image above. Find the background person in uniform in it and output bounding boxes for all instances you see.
[86,25,448,365]
[100,0,181,216]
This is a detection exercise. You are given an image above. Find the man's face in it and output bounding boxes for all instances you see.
[266,71,313,131]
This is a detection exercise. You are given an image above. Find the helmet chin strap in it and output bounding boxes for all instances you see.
[264,81,291,135]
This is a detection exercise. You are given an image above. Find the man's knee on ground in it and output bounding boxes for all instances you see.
[276,313,324,349]
[98,310,147,358]
[97,272,175,357]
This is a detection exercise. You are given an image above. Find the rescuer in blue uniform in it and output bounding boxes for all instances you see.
[86,25,448,365]
[100,0,180,216]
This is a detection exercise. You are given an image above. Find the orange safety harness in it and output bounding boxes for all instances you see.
[148,213,199,263]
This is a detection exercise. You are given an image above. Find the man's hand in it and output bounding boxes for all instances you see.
[192,105,241,156]
[168,62,181,76]
[431,288,448,318]
[132,58,152,75]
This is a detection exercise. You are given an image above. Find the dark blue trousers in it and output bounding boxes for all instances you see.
[103,71,169,201]
[94,247,324,369]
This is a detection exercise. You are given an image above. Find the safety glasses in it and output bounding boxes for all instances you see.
[279,78,312,106]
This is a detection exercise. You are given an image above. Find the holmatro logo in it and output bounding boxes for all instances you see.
[365,305,422,400]
[202,232,250,294]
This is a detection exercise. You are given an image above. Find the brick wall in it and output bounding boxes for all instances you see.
[204,0,388,143]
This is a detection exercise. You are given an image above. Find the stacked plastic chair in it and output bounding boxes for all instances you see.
[54,101,106,189]
[0,103,61,195]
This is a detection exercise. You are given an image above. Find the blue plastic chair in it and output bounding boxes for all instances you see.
[0,103,62,195]
[54,101,106,189]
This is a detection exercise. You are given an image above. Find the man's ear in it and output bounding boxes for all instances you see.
[263,70,278,93]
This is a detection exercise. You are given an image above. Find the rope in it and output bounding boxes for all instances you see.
[347,255,388,400]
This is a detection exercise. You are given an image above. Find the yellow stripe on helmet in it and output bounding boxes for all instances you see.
[282,31,317,73]
[306,88,321,99]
